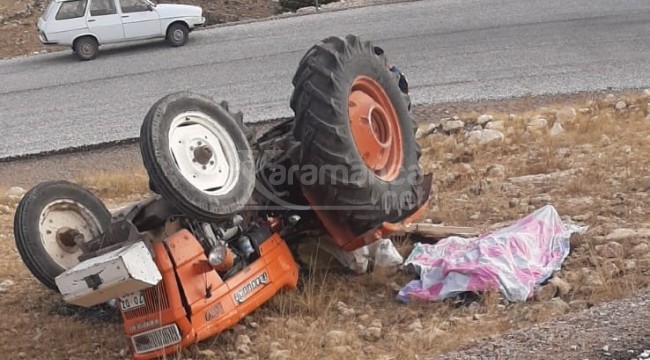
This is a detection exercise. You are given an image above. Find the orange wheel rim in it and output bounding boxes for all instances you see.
[348,76,403,181]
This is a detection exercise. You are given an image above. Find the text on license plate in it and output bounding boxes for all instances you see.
[120,290,145,311]
[132,324,182,354]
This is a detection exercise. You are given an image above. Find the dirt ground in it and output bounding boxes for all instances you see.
[1,89,649,359]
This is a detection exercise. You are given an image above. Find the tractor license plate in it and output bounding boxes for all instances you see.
[120,290,145,311]
[132,324,181,354]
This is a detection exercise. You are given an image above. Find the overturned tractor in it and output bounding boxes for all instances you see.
[13,34,432,359]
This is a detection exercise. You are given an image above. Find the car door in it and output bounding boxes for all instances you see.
[86,0,125,43]
[118,0,161,40]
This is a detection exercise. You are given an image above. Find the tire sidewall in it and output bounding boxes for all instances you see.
[306,47,422,215]
[14,181,111,291]
[167,24,188,46]
[142,92,256,219]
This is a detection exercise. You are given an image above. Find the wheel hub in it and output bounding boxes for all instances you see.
[348,76,403,181]
[168,112,240,195]
[39,200,103,269]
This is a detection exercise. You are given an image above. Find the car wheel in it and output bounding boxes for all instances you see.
[74,36,98,61]
[13,181,112,292]
[166,23,189,47]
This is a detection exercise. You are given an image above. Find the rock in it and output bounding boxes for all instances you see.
[362,327,382,341]
[631,243,649,257]
[5,186,25,199]
[536,282,557,301]
[443,119,465,132]
[296,6,317,13]
[0,279,14,292]
[358,314,369,322]
[336,301,355,316]
[199,349,217,358]
[529,193,552,207]
[606,228,637,242]
[527,117,548,131]
[235,335,252,348]
[485,120,505,131]
[578,108,591,114]
[236,344,251,355]
[332,346,352,354]
[615,101,627,110]
[477,114,493,125]
[549,277,572,296]
[604,94,617,104]
[407,319,423,331]
[596,241,624,258]
[623,259,637,271]
[0,205,11,215]
[369,319,382,328]
[484,164,505,179]
[549,122,564,137]
[269,350,291,360]
[556,107,577,126]
[323,330,347,347]
[467,129,505,145]
[569,300,590,311]
[479,129,505,145]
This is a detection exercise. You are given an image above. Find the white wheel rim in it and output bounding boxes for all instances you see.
[38,200,104,269]
[173,29,184,42]
[168,111,241,196]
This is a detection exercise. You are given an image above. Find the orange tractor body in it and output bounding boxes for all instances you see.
[120,227,299,359]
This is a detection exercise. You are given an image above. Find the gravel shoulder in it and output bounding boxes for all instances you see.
[439,287,650,360]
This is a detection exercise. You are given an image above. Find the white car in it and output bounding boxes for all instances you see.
[37,0,205,60]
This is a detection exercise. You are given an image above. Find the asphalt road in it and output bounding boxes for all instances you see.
[1,0,650,159]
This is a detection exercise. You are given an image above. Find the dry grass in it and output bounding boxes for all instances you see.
[1,89,650,359]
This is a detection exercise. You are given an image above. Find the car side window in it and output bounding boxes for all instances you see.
[55,0,88,20]
[119,0,149,13]
[89,0,117,16]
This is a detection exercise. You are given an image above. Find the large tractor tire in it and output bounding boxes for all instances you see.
[289,34,425,238]
[139,91,256,221]
[13,181,111,292]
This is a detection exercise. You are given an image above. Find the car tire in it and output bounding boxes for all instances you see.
[139,91,256,221]
[166,23,189,47]
[289,34,426,237]
[14,181,111,292]
[74,36,98,61]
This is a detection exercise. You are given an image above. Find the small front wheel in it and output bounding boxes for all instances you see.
[166,23,189,47]
[73,36,98,61]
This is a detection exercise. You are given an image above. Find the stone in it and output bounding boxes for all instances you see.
[527,117,548,131]
[479,129,505,145]
[235,335,252,348]
[363,327,382,341]
[408,319,423,331]
[0,205,11,215]
[596,241,624,258]
[485,120,505,131]
[606,228,637,242]
[536,282,557,301]
[269,350,291,360]
[296,6,317,13]
[332,346,352,354]
[323,330,347,347]
[529,193,552,207]
[549,277,572,296]
[477,114,493,125]
[631,243,649,257]
[569,300,590,311]
[199,349,217,358]
[623,259,637,271]
[604,94,617,104]
[369,319,382,328]
[556,107,577,126]
[236,344,251,355]
[487,164,506,178]
[5,186,25,199]
[443,119,465,132]
[549,122,564,137]
[615,101,627,110]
